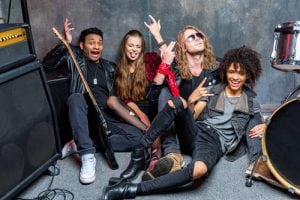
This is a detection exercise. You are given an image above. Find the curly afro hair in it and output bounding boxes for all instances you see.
[219,46,262,88]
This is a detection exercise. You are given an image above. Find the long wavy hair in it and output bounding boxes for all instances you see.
[175,25,216,80]
[115,30,147,102]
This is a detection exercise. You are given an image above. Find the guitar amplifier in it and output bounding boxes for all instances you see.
[0,23,36,73]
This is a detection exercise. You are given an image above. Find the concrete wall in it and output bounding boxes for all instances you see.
[26,0,300,104]
[0,0,23,23]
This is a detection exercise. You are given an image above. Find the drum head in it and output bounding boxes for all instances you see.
[262,99,300,194]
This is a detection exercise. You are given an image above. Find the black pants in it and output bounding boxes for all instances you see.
[143,97,223,172]
[139,97,223,193]
[68,93,144,154]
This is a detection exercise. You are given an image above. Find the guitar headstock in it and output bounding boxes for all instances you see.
[52,27,68,46]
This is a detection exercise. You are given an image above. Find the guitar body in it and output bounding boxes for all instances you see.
[84,94,119,170]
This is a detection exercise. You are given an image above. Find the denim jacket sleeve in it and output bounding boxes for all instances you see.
[245,111,264,163]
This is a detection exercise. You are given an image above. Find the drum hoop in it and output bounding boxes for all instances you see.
[262,98,300,195]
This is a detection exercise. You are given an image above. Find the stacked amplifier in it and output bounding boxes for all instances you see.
[0,23,61,200]
[0,23,35,72]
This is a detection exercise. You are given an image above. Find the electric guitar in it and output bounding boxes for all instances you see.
[52,27,119,170]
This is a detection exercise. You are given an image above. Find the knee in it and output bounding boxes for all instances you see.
[107,96,118,109]
[167,96,188,109]
[68,93,86,108]
[192,161,208,180]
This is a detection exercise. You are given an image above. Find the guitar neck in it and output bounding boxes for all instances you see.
[56,32,98,107]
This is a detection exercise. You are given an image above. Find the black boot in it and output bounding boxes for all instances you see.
[120,147,150,180]
[101,180,138,200]
[108,176,123,186]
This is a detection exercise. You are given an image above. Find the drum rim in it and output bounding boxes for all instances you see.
[272,64,300,71]
[262,98,300,195]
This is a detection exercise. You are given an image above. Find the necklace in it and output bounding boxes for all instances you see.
[93,71,98,85]
[93,63,100,85]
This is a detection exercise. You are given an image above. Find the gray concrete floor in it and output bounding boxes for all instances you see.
[18,152,298,200]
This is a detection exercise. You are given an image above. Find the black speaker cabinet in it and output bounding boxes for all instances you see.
[0,60,61,200]
[46,68,72,145]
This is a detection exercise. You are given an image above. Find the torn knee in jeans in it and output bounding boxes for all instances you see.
[167,97,188,109]
[167,99,176,108]
[192,161,208,179]
[180,97,188,109]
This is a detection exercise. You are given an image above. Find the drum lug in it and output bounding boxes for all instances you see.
[245,177,253,187]
[271,32,279,59]
[288,187,295,194]
[261,155,267,162]
[265,117,271,126]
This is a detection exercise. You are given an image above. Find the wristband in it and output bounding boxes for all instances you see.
[157,63,170,75]
[166,72,180,97]
[157,40,166,48]
[157,63,179,96]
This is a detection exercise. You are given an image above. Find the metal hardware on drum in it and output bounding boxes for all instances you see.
[271,21,300,71]
[261,155,267,162]
[245,156,260,187]
[262,97,300,195]
[281,84,300,103]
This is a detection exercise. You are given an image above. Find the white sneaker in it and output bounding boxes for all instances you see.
[80,154,96,184]
[61,139,77,159]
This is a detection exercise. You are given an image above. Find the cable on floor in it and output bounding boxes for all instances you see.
[16,164,74,200]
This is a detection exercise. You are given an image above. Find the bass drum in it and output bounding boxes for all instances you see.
[262,87,300,195]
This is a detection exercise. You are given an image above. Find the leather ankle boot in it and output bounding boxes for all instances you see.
[120,147,150,180]
[102,180,137,200]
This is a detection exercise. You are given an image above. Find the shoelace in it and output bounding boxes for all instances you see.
[81,157,95,173]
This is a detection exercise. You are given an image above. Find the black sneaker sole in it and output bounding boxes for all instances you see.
[141,157,174,181]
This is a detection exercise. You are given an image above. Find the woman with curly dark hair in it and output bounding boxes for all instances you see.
[102,46,265,200]
[218,46,262,89]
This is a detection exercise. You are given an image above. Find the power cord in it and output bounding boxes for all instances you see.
[16,164,74,200]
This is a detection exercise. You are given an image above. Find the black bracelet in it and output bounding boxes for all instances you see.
[157,41,166,48]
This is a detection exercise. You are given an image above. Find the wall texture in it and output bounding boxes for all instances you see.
[26,0,300,104]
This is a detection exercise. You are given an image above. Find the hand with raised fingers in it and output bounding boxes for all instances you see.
[64,18,75,44]
[157,41,179,96]
[144,15,161,36]
[160,41,176,65]
[188,77,214,104]
[144,15,166,49]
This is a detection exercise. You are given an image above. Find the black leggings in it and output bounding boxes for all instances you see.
[139,163,194,194]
